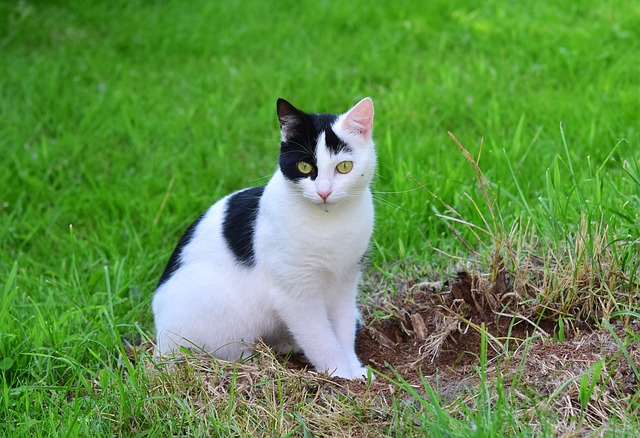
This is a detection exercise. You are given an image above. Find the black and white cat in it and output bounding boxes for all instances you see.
[152,97,375,379]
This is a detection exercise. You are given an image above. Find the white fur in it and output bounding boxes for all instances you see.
[153,98,375,379]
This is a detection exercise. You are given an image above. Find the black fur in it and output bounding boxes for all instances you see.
[157,212,206,287]
[277,99,350,183]
[322,121,350,155]
[222,186,265,267]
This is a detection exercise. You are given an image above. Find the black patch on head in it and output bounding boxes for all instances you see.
[323,124,350,155]
[222,186,265,267]
[276,99,350,183]
[156,212,206,288]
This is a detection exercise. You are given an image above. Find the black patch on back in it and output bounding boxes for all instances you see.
[156,212,206,288]
[277,102,350,182]
[222,186,265,267]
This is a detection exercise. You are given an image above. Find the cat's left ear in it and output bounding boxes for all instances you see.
[341,97,374,139]
[277,98,304,141]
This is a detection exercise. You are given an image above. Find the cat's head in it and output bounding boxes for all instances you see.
[276,98,376,205]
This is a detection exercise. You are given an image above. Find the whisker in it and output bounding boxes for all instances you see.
[374,186,424,195]
[248,174,272,184]
[372,195,414,212]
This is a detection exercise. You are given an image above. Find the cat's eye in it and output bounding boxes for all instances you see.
[297,161,314,174]
[336,161,353,174]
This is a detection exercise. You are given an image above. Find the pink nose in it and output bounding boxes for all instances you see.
[317,191,332,201]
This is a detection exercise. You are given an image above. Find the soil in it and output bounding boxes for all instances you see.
[340,271,639,409]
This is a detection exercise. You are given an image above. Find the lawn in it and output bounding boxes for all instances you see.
[1,0,639,435]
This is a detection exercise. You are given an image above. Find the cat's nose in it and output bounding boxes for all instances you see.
[317,190,332,201]
[316,179,332,202]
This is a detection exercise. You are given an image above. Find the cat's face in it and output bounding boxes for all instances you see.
[276,98,375,205]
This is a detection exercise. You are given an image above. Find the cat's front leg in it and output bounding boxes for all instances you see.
[275,294,355,379]
[328,287,372,379]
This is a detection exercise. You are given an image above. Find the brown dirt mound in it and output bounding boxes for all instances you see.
[347,270,639,415]
[356,271,557,381]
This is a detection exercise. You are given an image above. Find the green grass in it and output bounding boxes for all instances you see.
[1,0,639,435]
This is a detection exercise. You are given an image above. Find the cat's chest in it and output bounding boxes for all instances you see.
[255,195,373,267]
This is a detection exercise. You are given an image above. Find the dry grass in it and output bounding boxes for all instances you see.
[141,344,391,437]
[136,322,638,435]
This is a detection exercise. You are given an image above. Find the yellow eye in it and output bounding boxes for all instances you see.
[297,161,313,174]
[336,161,353,174]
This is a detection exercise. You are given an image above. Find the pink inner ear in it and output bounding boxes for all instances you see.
[342,98,374,138]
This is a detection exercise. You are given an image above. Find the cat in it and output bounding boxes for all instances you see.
[152,97,376,379]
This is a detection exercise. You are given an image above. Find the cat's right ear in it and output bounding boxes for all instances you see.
[277,98,303,141]
[341,97,374,139]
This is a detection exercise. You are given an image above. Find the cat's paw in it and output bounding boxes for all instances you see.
[352,366,375,381]
[331,365,375,380]
[327,367,356,380]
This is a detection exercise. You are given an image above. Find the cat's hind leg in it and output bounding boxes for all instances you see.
[153,264,258,361]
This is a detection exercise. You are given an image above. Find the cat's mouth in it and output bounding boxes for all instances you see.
[305,194,337,206]
[316,193,339,205]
